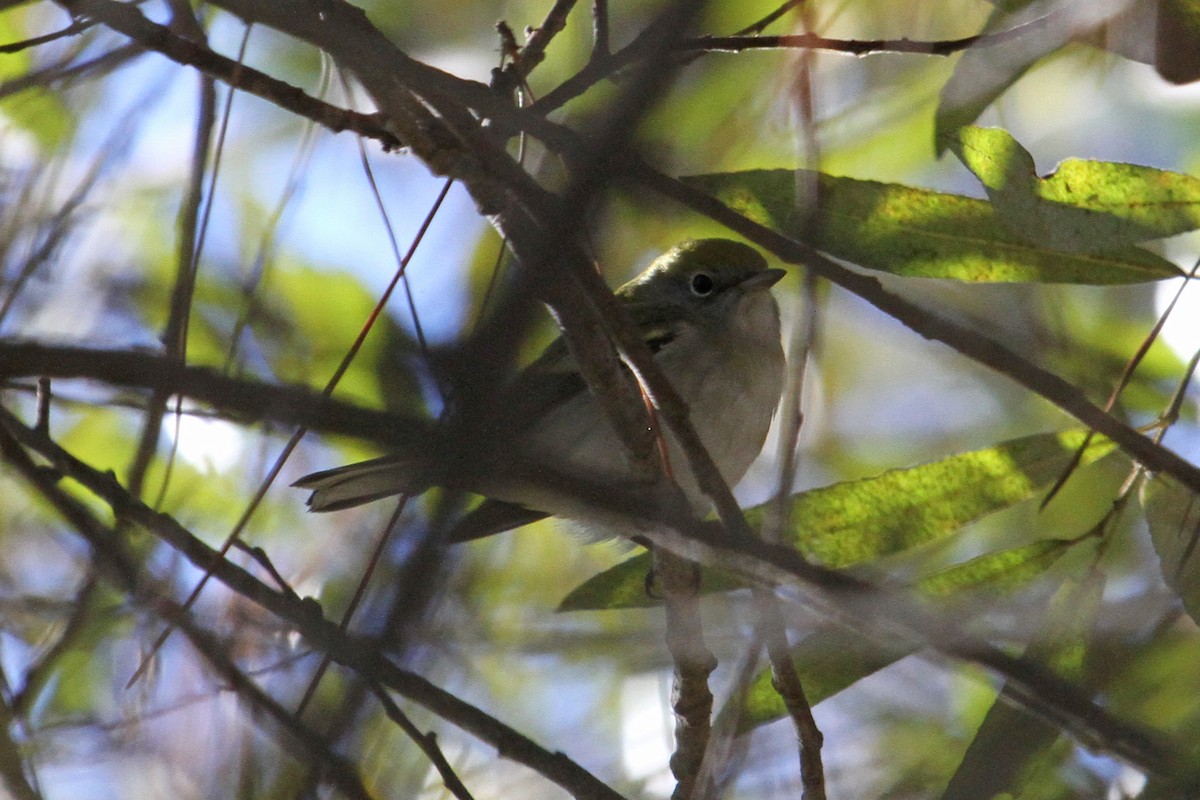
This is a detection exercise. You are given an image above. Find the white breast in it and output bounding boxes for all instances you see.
[525,289,784,518]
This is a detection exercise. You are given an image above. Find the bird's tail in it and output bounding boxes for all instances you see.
[292,456,417,512]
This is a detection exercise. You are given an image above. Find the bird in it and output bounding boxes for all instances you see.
[294,238,786,542]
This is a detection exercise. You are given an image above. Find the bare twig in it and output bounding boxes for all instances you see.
[733,0,806,36]
[654,551,717,799]
[514,0,578,79]
[1042,257,1200,508]
[53,0,401,148]
[371,686,477,800]
[0,43,143,101]
[756,17,826,795]
[0,16,93,53]
[679,16,1053,56]
[592,0,609,56]
[0,425,374,800]
[125,2,218,503]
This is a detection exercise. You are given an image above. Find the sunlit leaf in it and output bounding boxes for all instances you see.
[685,169,1179,283]
[740,542,1098,733]
[950,127,1200,254]
[557,549,743,611]
[916,538,1076,598]
[778,430,1118,568]
[560,431,1118,610]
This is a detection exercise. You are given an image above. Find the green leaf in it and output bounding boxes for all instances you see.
[1141,475,1200,626]
[775,430,1118,568]
[559,431,1119,611]
[556,552,743,611]
[941,570,1106,799]
[685,169,1179,284]
[740,626,915,732]
[950,127,1200,254]
[1,88,74,152]
[738,541,1089,734]
[916,538,1076,599]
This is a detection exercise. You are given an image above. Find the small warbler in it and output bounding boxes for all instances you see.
[295,238,786,539]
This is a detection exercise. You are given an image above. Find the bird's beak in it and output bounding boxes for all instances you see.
[739,268,787,291]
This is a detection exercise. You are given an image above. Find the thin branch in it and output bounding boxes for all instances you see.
[1042,257,1200,507]
[654,551,717,800]
[513,0,578,79]
[0,43,143,101]
[371,686,477,800]
[591,0,609,57]
[0,341,434,445]
[678,15,1053,57]
[126,3,218,503]
[0,689,40,800]
[0,17,93,54]
[11,575,98,717]
[53,0,401,148]
[759,16,826,795]
[128,177,452,688]
[733,0,805,36]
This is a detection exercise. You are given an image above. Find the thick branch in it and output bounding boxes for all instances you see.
[0,341,433,448]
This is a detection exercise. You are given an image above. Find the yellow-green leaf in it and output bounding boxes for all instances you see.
[916,538,1076,599]
[559,431,1119,611]
[556,553,743,612]
[951,127,1200,254]
[775,430,1117,568]
[685,169,1180,284]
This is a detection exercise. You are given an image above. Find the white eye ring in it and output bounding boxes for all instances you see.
[690,272,715,296]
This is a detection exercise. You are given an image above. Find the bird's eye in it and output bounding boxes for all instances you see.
[690,272,715,296]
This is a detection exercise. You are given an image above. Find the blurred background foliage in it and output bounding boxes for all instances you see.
[1,0,1200,797]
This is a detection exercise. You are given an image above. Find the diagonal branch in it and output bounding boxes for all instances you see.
[54,0,400,147]
[631,166,1200,496]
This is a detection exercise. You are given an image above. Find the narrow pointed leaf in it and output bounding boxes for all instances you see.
[559,431,1118,611]
[776,430,1117,568]
[686,169,1180,284]
[739,540,1085,732]
[941,570,1106,799]
[916,537,1077,599]
[951,126,1200,254]
[933,0,1067,149]
[739,626,914,732]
